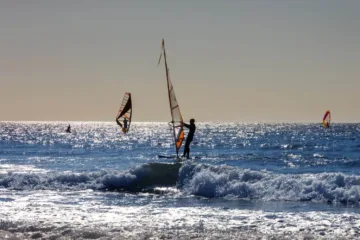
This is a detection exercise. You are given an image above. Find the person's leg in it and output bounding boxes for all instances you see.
[186,140,192,159]
[183,139,190,157]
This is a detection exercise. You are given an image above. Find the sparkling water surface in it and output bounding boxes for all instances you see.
[1,122,360,239]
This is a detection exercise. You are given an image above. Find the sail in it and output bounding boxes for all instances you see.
[116,92,132,132]
[322,110,331,128]
[159,39,184,156]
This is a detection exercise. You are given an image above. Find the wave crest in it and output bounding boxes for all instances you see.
[179,162,360,203]
[0,162,181,192]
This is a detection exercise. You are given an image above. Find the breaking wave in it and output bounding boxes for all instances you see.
[1,161,360,204]
[0,162,181,192]
[178,162,360,204]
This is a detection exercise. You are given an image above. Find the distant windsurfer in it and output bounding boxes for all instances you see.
[116,118,128,133]
[66,124,71,133]
[322,110,331,128]
[182,119,196,159]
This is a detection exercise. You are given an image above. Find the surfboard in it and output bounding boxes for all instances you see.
[157,155,183,162]
[158,155,201,160]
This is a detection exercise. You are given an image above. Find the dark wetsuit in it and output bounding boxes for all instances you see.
[183,123,196,159]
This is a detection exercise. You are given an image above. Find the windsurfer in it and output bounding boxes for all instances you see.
[123,118,128,129]
[322,110,331,128]
[182,119,196,159]
[115,92,132,133]
[116,118,128,133]
[66,124,71,133]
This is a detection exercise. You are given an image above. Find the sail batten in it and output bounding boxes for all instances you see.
[160,39,184,157]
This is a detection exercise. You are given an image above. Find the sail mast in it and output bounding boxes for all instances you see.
[162,39,179,156]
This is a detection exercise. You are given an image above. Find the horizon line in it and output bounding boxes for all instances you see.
[1,121,359,124]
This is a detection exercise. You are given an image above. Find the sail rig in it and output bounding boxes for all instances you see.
[322,110,331,128]
[158,39,185,157]
[116,92,132,133]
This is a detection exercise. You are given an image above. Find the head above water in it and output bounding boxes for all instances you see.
[190,119,195,124]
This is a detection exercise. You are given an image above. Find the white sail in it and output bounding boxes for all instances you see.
[159,39,184,156]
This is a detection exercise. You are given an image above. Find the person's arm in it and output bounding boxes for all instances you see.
[183,123,190,129]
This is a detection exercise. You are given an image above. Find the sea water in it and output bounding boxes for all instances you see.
[1,122,360,239]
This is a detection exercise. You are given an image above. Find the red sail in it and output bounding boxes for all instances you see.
[322,110,331,128]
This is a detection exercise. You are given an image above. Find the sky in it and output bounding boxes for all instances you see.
[0,0,359,122]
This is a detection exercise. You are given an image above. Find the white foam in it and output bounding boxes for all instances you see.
[0,164,49,174]
[0,190,359,239]
[179,162,360,203]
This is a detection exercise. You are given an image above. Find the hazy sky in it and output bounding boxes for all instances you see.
[1,0,359,122]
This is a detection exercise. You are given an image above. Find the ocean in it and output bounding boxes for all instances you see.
[1,122,360,239]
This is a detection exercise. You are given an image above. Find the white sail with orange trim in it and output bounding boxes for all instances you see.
[158,39,184,157]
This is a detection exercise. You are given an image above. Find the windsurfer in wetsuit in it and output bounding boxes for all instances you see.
[66,124,71,133]
[123,118,128,132]
[116,118,128,133]
[182,118,196,159]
